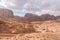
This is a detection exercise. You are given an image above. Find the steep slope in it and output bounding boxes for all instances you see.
[0,8,14,18]
[0,17,35,34]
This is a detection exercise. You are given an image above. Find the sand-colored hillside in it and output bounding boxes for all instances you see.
[10,20,60,40]
[0,17,60,40]
[0,17,35,34]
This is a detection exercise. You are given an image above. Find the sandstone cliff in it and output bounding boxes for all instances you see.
[0,8,14,18]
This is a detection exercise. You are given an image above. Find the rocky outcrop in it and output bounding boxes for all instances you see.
[0,8,14,18]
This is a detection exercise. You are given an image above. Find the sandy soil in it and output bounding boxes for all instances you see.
[0,20,60,40]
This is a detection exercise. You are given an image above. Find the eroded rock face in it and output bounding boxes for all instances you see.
[0,8,14,18]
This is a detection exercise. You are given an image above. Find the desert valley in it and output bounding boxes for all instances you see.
[0,8,60,40]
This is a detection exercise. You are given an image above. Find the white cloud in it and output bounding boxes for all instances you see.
[0,0,8,7]
[24,3,31,8]
[41,0,60,11]
[35,10,60,16]
[0,0,16,8]
[0,0,60,16]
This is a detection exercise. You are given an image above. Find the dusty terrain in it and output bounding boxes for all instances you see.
[0,18,60,40]
[0,8,60,40]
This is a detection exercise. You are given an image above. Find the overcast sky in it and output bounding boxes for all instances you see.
[0,0,60,16]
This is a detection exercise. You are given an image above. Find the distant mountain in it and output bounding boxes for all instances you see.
[0,8,14,18]
[23,13,60,22]
[13,13,60,22]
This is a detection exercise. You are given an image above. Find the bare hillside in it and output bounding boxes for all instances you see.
[0,17,35,34]
[0,19,60,40]
[11,20,60,40]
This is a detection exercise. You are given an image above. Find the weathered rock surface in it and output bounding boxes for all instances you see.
[0,8,14,18]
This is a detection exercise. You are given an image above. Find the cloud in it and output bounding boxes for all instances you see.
[35,10,60,16]
[0,0,60,16]
[0,0,43,11]
[35,0,60,16]
[41,0,60,11]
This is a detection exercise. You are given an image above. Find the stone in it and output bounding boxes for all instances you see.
[0,8,14,18]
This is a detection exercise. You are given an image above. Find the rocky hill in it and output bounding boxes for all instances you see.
[0,8,14,18]
[0,17,35,34]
